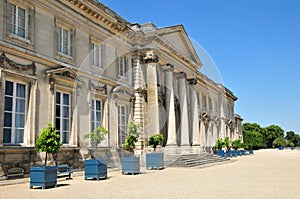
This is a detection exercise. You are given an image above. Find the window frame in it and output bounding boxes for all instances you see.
[118,56,127,78]
[55,91,71,145]
[91,99,103,132]
[9,3,29,40]
[58,26,71,57]
[92,43,104,69]
[117,105,127,146]
[3,80,28,145]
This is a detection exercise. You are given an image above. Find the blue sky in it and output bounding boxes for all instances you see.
[100,0,300,134]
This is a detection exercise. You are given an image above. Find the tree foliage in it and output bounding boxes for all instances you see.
[84,125,108,147]
[36,124,62,166]
[285,131,300,147]
[215,138,225,150]
[264,125,284,148]
[224,136,231,150]
[272,137,287,147]
[122,122,140,152]
[148,133,164,150]
[231,139,242,150]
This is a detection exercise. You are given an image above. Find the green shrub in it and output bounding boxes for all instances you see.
[84,125,108,147]
[122,122,140,152]
[231,139,241,150]
[148,133,164,150]
[36,124,62,166]
[215,138,225,150]
[224,136,231,150]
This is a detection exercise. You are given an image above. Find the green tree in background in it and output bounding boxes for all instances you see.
[263,125,284,148]
[242,123,264,149]
[285,131,300,147]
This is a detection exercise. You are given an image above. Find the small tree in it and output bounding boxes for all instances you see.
[224,136,231,151]
[215,138,225,150]
[36,124,62,166]
[84,125,108,147]
[231,139,241,150]
[273,137,286,148]
[122,122,140,152]
[148,133,164,151]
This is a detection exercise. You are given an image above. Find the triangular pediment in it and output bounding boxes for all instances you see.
[155,25,202,68]
[46,67,82,82]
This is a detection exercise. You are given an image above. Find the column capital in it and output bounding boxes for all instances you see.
[187,78,197,85]
[143,50,159,63]
[162,63,174,72]
[177,72,187,79]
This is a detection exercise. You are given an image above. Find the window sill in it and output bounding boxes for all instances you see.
[117,75,128,80]
[5,34,34,50]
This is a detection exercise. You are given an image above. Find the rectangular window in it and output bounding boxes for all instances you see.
[208,98,213,112]
[202,94,207,110]
[10,4,28,39]
[3,81,27,144]
[58,27,71,56]
[56,92,71,144]
[93,43,103,68]
[118,56,127,77]
[118,105,127,146]
[91,99,103,131]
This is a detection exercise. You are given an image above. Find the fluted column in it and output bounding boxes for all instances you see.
[178,72,190,146]
[188,78,200,146]
[163,64,177,146]
[144,50,159,137]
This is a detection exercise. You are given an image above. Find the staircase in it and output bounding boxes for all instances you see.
[165,153,229,168]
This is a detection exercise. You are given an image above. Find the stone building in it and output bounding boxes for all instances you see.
[0,0,242,176]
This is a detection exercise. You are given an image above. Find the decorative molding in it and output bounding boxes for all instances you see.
[177,72,187,79]
[0,53,36,75]
[143,50,158,63]
[162,63,174,72]
[187,77,197,85]
[88,80,107,94]
[49,75,56,95]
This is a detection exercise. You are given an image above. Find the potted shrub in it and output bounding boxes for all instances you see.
[146,133,164,170]
[215,138,225,157]
[231,139,242,156]
[30,124,62,189]
[289,142,295,150]
[224,137,232,157]
[121,122,141,175]
[83,125,108,180]
[273,137,286,150]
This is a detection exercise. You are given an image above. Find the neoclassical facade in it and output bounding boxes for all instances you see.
[0,0,242,176]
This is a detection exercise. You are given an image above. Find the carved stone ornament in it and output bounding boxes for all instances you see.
[187,78,197,85]
[89,80,107,94]
[143,50,158,63]
[0,53,36,75]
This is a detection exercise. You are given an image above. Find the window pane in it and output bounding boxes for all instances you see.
[3,129,12,143]
[91,110,95,121]
[63,106,69,118]
[56,105,60,117]
[63,93,69,105]
[96,112,101,122]
[62,131,69,144]
[15,114,25,128]
[10,5,16,34]
[16,98,25,113]
[4,113,12,127]
[18,7,25,18]
[96,101,101,110]
[55,118,61,131]
[91,122,95,131]
[16,83,25,98]
[5,97,13,111]
[62,119,69,131]
[5,81,13,96]
[56,92,61,104]
[14,129,24,143]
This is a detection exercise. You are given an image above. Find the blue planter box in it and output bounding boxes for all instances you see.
[146,153,164,170]
[30,166,57,189]
[240,150,246,155]
[278,146,284,150]
[291,147,295,150]
[249,149,254,155]
[231,150,237,157]
[84,158,107,180]
[216,150,225,157]
[236,150,241,156]
[225,150,231,157]
[122,156,140,175]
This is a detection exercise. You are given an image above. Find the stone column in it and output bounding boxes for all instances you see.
[177,72,190,148]
[163,64,177,148]
[132,52,145,150]
[188,78,200,146]
[144,50,160,137]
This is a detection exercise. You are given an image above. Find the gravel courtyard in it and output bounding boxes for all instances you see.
[0,149,299,199]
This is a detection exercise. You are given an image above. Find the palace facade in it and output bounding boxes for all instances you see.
[0,0,242,176]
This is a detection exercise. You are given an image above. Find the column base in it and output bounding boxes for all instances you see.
[163,145,179,154]
[178,145,192,154]
[191,145,201,154]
